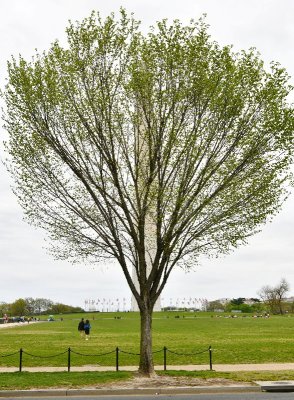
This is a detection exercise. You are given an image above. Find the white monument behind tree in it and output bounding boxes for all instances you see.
[131,270,161,311]
[130,178,161,312]
[130,100,162,312]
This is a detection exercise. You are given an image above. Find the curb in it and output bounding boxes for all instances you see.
[0,385,261,397]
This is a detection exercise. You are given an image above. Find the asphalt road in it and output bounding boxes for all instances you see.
[3,394,294,400]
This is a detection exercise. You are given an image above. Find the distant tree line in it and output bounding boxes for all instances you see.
[0,298,84,317]
[207,279,292,315]
[207,298,263,313]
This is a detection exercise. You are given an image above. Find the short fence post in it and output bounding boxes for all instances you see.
[116,347,119,371]
[209,346,213,371]
[163,347,167,371]
[19,348,23,372]
[68,347,71,372]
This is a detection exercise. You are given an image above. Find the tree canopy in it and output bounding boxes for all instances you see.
[259,278,290,314]
[3,10,294,374]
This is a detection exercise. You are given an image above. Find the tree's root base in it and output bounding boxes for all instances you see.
[136,369,157,378]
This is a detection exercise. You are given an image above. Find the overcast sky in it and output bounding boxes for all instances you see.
[0,0,293,310]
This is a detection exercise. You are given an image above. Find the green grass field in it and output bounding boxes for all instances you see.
[3,370,294,390]
[1,311,294,368]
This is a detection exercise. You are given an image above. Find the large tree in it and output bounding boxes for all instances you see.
[259,278,290,314]
[3,11,293,375]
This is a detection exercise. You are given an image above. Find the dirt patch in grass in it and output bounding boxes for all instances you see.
[94,374,254,389]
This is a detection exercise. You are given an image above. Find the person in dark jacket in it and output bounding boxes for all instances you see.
[84,319,91,340]
[78,318,85,337]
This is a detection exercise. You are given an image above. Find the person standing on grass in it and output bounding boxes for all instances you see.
[84,319,91,340]
[78,318,85,337]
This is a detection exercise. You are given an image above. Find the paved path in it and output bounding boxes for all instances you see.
[1,363,294,373]
[0,321,40,328]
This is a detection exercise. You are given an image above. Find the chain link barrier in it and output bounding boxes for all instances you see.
[0,351,20,358]
[166,347,210,356]
[22,350,68,358]
[70,349,116,357]
[0,345,212,372]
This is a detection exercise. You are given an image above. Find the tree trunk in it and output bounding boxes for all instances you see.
[138,305,155,376]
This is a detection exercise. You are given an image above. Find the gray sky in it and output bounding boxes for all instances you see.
[0,0,293,310]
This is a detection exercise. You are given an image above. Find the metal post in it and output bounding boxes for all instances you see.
[19,348,23,372]
[163,346,167,371]
[68,347,71,372]
[116,347,119,371]
[209,346,213,371]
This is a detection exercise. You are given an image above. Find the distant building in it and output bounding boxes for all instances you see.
[283,296,294,303]
[243,298,257,306]
[217,298,231,305]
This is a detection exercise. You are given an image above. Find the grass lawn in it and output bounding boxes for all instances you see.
[2,370,294,390]
[0,371,131,389]
[0,311,294,368]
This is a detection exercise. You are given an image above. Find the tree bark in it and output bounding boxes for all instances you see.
[138,303,155,376]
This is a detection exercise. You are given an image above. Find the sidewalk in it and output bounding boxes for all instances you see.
[1,362,294,372]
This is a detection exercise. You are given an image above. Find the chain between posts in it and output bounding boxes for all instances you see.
[0,346,212,372]
[163,346,212,371]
